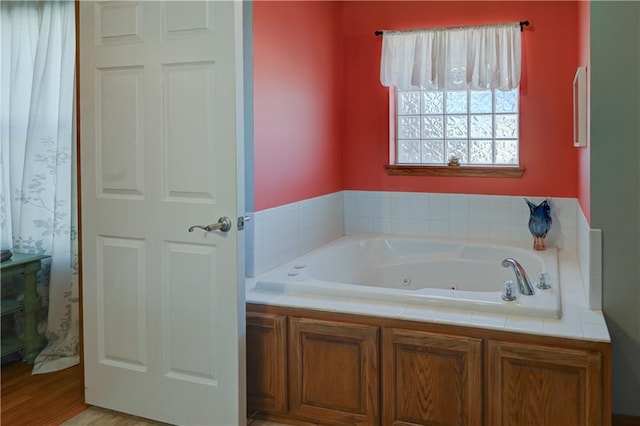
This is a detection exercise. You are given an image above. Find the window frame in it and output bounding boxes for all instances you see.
[386,86,525,178]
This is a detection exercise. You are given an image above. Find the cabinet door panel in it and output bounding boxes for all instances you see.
[247,312,287,414]
[383,328,483,426]
[289,317,379,425]
[488,340,603,426]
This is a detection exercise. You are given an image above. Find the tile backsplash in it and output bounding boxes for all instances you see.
[577,207,603,310]
[246,191,595,286]
[343,191,578,252]
[245,192,344,277]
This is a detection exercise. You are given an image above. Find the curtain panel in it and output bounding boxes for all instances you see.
[380,22,522,91]
[0,0,79,374]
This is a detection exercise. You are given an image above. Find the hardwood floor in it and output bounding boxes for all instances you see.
[60,407,287,426]
[60,406,171,425]
[1,360,87,425]
[0,360,289,426]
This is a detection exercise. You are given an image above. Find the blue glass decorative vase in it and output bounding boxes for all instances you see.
[525,198,552,251]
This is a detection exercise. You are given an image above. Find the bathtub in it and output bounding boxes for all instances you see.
[254,234,562,319]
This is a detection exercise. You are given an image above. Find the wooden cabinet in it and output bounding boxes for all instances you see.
[487,340,604,426]
[289,317,379,425]
[382,328,483,426]
[246,311,287,414]
[246,304,610,426]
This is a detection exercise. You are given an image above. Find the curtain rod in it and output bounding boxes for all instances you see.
[374,20,530,36]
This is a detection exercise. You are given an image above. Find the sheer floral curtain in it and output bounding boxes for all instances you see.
[380,22,522,91]
[0,0,79,373]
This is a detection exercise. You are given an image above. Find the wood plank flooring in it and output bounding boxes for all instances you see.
[0,360,289,425]
[59,407,286,426]
[1,360,87,425]
[59,406,171,425]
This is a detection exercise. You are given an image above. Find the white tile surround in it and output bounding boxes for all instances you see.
[247,190,585,275]
[245,190,606,340]
[343,191,578,252]
[245,248,609,342]
[245,192,344,277]
[577,208,603,310]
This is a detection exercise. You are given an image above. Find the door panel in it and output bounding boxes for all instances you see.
[95,66,145,198]
[382,328,483,426]
[163,242,218,385]
[162,62,217,201]
[487,340,603,426]
[247,311,288,414]
[97,236,146,371]
[80,2,244,424]
[289,317,379,425]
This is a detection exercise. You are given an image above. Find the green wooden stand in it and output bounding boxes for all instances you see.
[1,253,49,364]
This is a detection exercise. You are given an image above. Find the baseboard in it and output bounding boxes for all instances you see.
[613,414,640,426]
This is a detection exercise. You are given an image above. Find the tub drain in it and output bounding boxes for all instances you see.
[401,276,412,287]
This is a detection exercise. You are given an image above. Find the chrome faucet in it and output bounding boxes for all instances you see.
[501,258,535,295]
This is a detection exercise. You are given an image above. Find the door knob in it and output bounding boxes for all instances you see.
[188,217,232,233]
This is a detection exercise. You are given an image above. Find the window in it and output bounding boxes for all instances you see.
[395,88,519,166]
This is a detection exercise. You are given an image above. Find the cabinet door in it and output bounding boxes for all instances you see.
[246,311,287,414]
[289,317,379,425]
[382,328,483,426]
[487,340,603,426]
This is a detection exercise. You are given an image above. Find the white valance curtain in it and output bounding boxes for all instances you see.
[380,22,522,91]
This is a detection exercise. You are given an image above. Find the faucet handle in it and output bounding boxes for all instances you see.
[537,271,552,289]
[502,280,517,301]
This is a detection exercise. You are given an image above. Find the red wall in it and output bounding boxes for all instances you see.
[342,1,580,197]
[577,0,591,223]
[253,1,581,211]
[253,1,343,211]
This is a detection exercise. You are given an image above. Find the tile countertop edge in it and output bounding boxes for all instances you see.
[244,252,611,343]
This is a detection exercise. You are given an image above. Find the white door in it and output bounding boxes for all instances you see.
[79,2,245,425]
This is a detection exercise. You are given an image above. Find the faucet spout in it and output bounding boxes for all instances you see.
[501,258,535,295]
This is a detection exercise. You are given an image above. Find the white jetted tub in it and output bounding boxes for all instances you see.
[254,234,561,319]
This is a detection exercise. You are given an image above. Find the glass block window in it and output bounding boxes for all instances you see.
[396,88,519,165]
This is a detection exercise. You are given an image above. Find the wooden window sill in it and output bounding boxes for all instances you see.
[385,164,525,178]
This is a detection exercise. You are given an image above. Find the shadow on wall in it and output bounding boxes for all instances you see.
[604,316,640,416]
[546,199,565,251]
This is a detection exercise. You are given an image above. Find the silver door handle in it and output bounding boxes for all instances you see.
[188,217,232,233]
